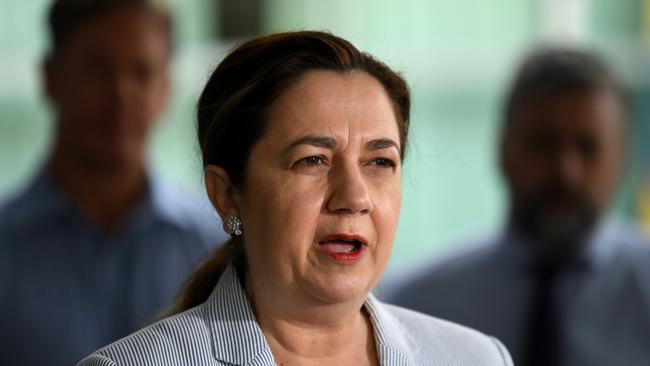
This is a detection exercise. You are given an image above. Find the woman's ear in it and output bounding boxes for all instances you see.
[204,165,239,220]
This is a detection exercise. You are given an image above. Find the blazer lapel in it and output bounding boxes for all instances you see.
[365,294,419,366]
[204,265,276,365]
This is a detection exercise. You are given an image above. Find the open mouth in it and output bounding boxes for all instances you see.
[316,234,367,263]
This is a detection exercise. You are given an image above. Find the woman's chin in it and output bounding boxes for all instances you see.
[304,273,375,305]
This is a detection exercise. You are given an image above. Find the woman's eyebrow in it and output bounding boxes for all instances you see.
[284,135,337,153]
[366,138,400,154]
[283,136,400,154]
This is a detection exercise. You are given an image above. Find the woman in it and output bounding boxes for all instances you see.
[78,31,512,366]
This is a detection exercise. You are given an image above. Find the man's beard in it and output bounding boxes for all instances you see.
[510,183,600,264]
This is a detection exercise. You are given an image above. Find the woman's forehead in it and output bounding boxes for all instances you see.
[275,70,392,109]
[265,70,400,143]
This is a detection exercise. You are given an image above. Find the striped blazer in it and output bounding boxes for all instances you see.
[77,265,513,366]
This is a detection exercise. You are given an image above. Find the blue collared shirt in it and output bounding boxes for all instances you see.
[0,169,227,366]
[384,217,650,366]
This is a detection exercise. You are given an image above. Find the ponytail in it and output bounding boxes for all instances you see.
[165,237,245,316]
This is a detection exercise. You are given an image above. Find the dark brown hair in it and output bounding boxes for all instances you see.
[168,31,410,315]
[47,0,173,57]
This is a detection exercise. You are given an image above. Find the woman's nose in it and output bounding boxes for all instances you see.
[326,163,373,214]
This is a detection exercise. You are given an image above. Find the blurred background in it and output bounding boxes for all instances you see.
[1,0,649,274]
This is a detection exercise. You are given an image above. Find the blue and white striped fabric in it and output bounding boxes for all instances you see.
[77,265,513,366]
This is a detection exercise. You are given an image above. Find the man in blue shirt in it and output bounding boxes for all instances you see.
[386,48,650,366]
[0,1,226,365]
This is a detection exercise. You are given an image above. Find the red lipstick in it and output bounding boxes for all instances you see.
[316,234,367,264]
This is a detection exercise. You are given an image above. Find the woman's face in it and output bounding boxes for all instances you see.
[236,70,402,305]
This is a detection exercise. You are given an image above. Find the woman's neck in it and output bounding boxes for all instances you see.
[260,306,378,366]
[246,278,379,366]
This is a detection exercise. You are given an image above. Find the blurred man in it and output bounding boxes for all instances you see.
[0,1,225,365]
[387,49,650,366]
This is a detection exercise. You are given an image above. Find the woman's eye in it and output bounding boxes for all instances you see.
[369,158,396,169]
[296,156,325,166]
